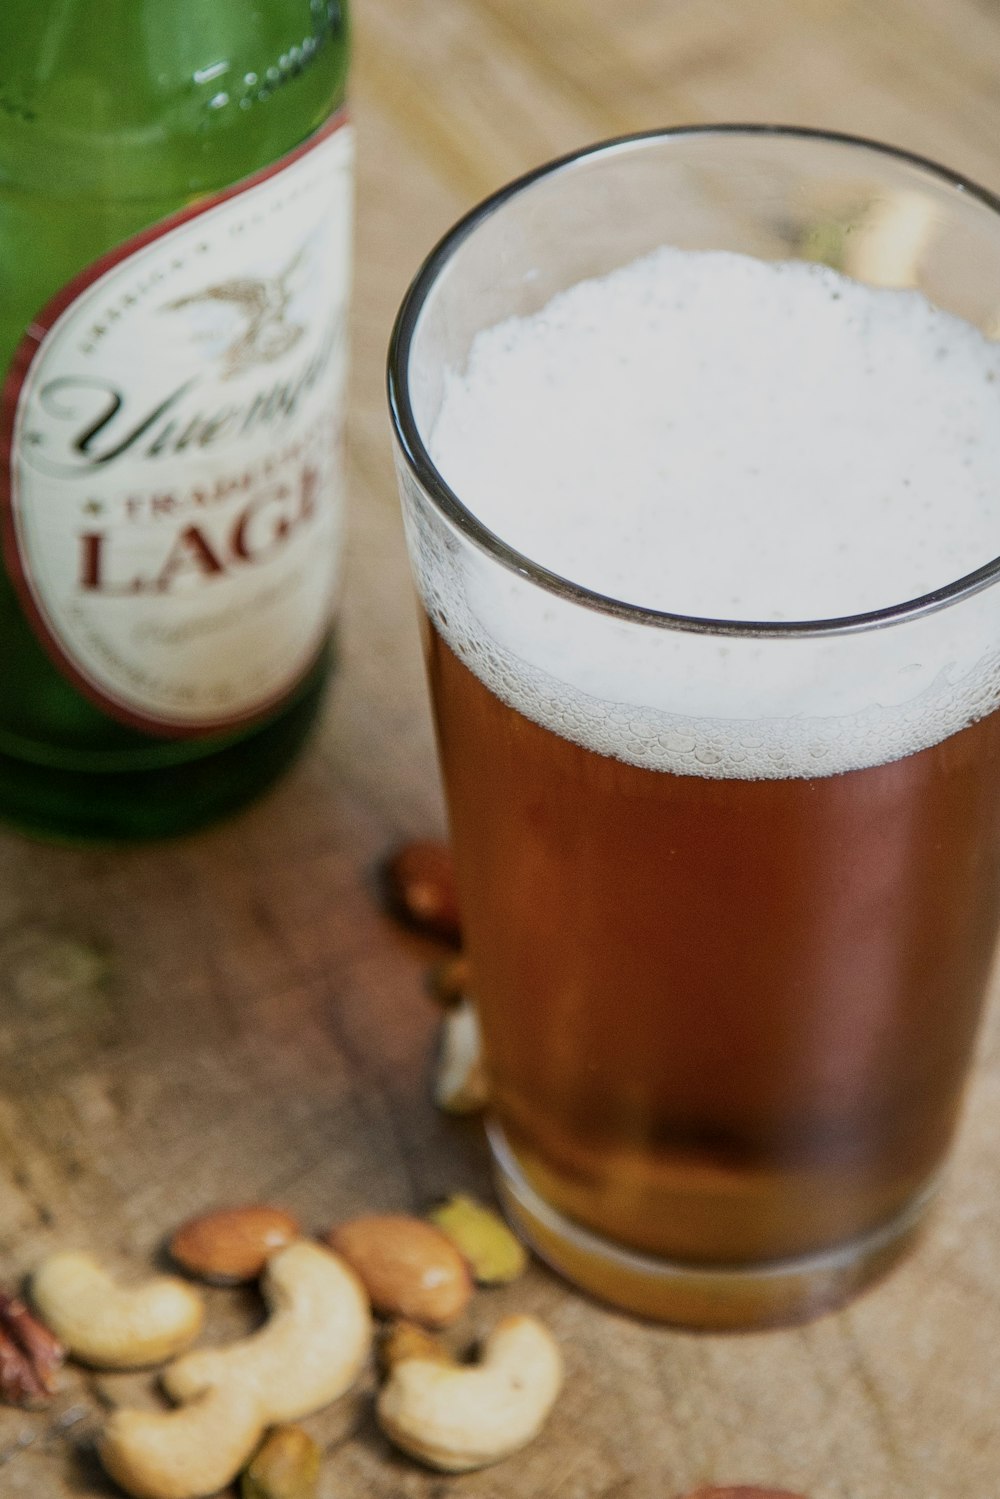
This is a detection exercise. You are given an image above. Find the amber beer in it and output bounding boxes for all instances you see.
[427,625,1000,1267]
[389,127,1000,1326]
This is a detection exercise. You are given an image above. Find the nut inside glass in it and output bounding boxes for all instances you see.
[387,126,1000,1328]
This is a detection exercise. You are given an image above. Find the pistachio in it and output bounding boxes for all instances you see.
[428,1196,528,1285]
[242,1425,320,1499]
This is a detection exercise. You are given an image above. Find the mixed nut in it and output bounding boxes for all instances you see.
[429,1193,528,1284]
[377,1312,563,1474]
[241,1425,320,1499]
[380,839,489,1116]
[0,837,816,1498]
[326,1213,473,1327]
[0,1290,64,1406]
[381,839,462,946]
[33,1252,205,1369]
[170,1206,301,1285]
[0,1194,556,1498]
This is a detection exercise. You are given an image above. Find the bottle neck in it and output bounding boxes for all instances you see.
[0,0,349,200]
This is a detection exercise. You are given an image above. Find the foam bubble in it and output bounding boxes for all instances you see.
[409,248,1000,779]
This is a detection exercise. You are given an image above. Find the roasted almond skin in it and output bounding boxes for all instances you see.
[326,1214,472,1328]
[170,1206,301,1284]
[382,841,462,945]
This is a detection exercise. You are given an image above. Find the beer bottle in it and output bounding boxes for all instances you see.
[0,1,352,839]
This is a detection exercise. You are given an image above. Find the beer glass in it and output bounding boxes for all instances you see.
[387,127,1000,1328]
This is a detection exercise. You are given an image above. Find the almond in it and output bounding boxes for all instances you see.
[382,841,462,945]
[170,1206,301,1284]
[326,1214,472,1328]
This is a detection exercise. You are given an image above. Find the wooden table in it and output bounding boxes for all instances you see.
[4,2,1000,1495]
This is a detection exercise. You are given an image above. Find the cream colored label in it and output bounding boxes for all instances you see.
[7,119,353,732]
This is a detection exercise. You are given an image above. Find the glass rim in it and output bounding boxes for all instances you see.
[387,122,1000,641]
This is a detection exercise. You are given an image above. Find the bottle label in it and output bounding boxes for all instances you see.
[0,114,353,735]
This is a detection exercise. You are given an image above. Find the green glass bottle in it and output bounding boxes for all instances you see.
[0,1,351,839]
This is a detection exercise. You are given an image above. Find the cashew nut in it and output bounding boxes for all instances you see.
[31,1252,203,1369]
[99,1382,264,1499]
[163,1240,372,1422]
[433,1000,489,1114]
[98,1242,372,1498]
[376,1313,563,1471]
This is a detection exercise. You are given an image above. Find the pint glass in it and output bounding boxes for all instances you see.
[388,128,1000,1327]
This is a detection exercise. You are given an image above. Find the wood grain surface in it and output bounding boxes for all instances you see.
[3,2,1000,1496]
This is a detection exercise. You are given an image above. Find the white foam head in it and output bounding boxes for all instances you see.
[401,248,1000,779]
